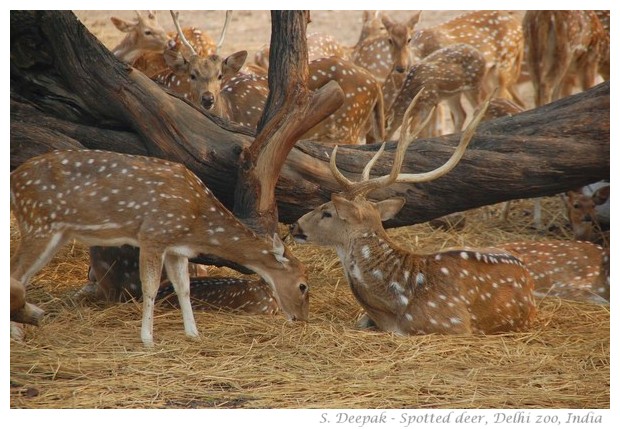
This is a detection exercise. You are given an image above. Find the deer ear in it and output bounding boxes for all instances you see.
[408,12,421,28]
[271,234,289,264]
[222,50,248,78]
[381,14,394,30]
[375,198,406,221]
[332,195,363,222]
[111,17,135,32]
[592,186,610,205]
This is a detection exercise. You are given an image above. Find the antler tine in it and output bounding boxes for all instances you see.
[135,11,143,21]
[216,10,233,54]
[170,10,197,57]
[391,92,493,185]
[361,142,386,180]
[344,87,431,196]
[329,146,356,192]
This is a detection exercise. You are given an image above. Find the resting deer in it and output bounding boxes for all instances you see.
[523,11,607,107]
[385,43,486,138]
[565,183,610,245]
[111,10,216,73]
[290,93,536,335]
[411,10,524,105]
[10,150,309,346]
[501,240,609,305]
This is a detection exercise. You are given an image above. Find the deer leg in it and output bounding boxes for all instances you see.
[139,248,164,347]
[11,232,68,285]
[533,198,543,230]
[446,95,466,133]
[164,253,199,340]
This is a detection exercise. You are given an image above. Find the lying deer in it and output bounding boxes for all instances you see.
[290,93,536,335]
[500,240,609,305]
[111,10,216,74]
[10,150,309,346]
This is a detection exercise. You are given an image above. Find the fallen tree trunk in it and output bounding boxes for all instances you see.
[11,11,610,228]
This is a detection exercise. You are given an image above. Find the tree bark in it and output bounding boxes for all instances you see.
[11,11,610,229]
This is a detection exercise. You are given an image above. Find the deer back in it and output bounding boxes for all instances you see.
[386,43,486,138]
[302,57,384,144]
[501,240,609,305]
[411,10,523,102]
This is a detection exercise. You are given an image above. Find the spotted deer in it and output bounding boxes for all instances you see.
[10,150,309,346]
[523,11,607,107]
[11,277,45,326]
[351,12,421,84]
[157,277,279,314]
[290,95,536,335]
[385,43,486,139]
[110,11,216,72]
[565,183,610,244]
[253,32,347,73]
[352,11,387,51]
[501,240,609,305]
[411,10,524,105]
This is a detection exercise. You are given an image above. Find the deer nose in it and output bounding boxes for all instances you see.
[289,223,307,242]
[201,92,215,110]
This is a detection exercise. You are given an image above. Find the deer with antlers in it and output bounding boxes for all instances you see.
[290,93,536,335]
[385,43,486,138]
[523,10,607,107]
[411,10,524,105]
[10,150,309,346]
[111,10,217,76]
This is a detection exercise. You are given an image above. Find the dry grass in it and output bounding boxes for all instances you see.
[10,198,610,409]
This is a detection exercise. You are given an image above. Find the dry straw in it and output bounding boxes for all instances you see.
[10,198,609,408]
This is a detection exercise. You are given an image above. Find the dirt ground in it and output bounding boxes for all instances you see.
[10,10,609,414]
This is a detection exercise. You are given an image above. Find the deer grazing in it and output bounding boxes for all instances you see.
[385,43,486,139]
[10,150,309,346]
[522,10,608,107]
[290,94,537,335]
[500,240,609,305]
[411,10,524,105]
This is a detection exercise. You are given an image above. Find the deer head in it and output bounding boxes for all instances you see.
[111,11,170,63]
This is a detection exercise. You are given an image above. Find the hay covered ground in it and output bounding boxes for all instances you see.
[9,9,609,412]
[10,198,610,409]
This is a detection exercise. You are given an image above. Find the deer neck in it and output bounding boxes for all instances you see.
[335,229,419,333]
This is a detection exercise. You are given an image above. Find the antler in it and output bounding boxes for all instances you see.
[170,10,198,57]
[216,10,233,54]
[330,87,435,196]
[331,89,492,197]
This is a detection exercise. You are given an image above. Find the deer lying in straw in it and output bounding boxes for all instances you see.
[290,92,537,335]
[10,151,309,346]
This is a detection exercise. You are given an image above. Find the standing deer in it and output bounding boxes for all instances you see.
[411,10,524,105]
[290,94,536,335]
[385,43,486,139]
[253,32,347,73]
[10,150,309,346]
[522,11,607,107]
[351,12,421,84]
[500,240,609,305]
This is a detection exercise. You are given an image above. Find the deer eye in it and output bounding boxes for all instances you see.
[190,73,197,81]
[299,283,308,294]
[217,73,223,80]
[388,38,393,45]
[144,30,153,36]
[321,211,332,219]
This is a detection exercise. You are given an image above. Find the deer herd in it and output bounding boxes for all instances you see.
[10,10,610,346]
